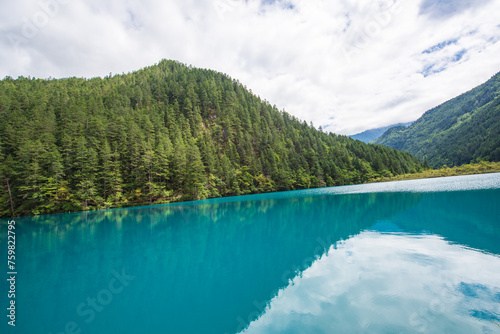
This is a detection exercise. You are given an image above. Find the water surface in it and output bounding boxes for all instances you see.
[1,174,500,333]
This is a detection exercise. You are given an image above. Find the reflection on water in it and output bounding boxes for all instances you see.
[241,232,500,334]
[0,174,499,334]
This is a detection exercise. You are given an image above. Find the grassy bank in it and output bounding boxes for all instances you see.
[372,161,500,183]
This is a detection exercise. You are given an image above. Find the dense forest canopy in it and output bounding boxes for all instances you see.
[374,72,500,168]
[0,59,424,217]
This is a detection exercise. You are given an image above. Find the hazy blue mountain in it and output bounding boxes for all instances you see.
[349,122,413,143]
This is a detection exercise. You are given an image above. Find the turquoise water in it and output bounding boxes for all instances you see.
[1,173,500,334]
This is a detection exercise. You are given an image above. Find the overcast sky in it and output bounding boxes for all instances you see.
[1,0,500,135]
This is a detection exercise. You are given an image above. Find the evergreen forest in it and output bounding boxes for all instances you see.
[0,60,424,217]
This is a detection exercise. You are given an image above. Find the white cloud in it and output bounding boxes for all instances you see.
[1,0,499,134]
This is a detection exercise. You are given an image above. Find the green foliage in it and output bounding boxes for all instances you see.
[0,60,424,217]
[374,72,500,167]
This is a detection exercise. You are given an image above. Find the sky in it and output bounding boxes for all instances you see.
[1,0,500,135]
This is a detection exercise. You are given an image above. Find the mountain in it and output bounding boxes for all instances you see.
[374,72,500,168]
[0,59,424,217]
[349,122,413,143]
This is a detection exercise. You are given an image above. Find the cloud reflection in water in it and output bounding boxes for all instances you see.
[241,231,500,334]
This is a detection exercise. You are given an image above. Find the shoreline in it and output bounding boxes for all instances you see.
[370,161,500,183]
[3,161,499,219]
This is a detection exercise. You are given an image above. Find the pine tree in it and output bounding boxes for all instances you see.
[183,140,207,200]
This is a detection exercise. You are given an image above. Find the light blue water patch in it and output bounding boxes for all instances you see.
[320,173,500,195]
[157,173,500,208]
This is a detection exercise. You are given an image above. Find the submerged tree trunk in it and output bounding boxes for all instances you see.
[5,178,14,217]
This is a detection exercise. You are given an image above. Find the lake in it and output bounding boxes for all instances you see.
[2,173,500,334]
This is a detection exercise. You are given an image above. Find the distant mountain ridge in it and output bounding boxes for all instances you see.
[349,122,413,143]
[373,72,500,167]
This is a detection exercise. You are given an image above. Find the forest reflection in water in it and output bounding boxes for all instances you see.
[3,174,499,334]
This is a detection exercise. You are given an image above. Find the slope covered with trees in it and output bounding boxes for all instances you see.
[373,72,500,167]
[0,60,423,217]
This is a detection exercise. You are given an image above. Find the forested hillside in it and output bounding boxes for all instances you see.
[0,60,424,217]
[374,72,500,167]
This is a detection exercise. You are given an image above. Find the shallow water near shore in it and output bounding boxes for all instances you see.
[1,173,500,333]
